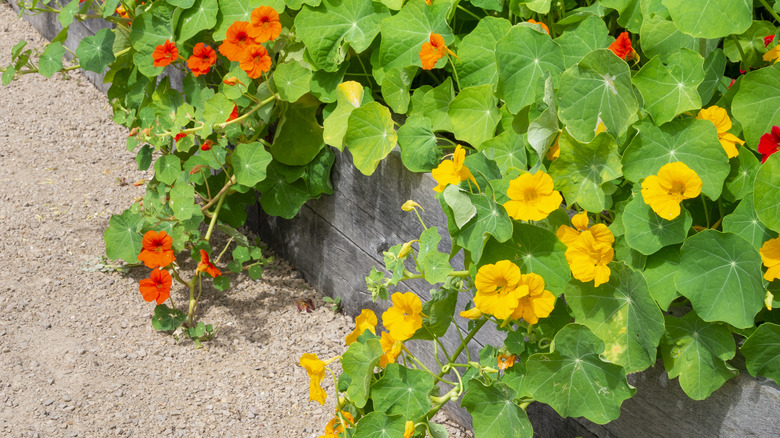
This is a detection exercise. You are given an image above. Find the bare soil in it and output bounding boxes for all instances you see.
[0,3,469,437]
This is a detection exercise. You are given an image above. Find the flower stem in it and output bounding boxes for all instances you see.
[435,318,488,381]
[700,195,710,229]
[760,0,780,24]
[186,277,197,327]
[204,187,228,243]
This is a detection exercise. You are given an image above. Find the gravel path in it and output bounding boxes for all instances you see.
[0,3,470,437]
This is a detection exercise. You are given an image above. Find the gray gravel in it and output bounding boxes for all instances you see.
[0,3,471,437]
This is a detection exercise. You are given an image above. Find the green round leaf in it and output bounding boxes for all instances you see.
[323,83,366,150]
[481,223,571,294]
[214,0,283,40]
[732,66,780,147]
[272,95,325,166]
[495,25,564,114]
[170,182,200,221]
[341,338,383,408]
[632,49,704,125]
[344,102,397,176]
[295,0,389,71]
[723,20,775,68]
[371,364,435,419]
[662,0,751,39]
[557,15,613,69]
[377,0,453,72]
[661,312,737,400]
[273,62,312,103]
[151,304,186,331]
[699,49,727,105]
[565,262,665,372]
[129,2,174,53]
[353,412,406,438]
[233,142,273,187]
[599,0,642,33]
[558,49,639,143]
[455,193,513,263]
[176,0,218,42]
[422,78,454,132]
[398,115,442,173]
[525,323,636,424]
[643,244,681,311]
[460,380,533,438]
[639,16,696,62]
[381,66,416,113]
[448,85,501,148]
[622,118,729,200]
[103,209,144,262]
[723,194,778,249]
[676,230,765,329]
[723,147,759,202]
[154,155,182,185]
[38,42,64,78]
[457,17,512,89]
[76,28,115,73]
[741,322,780,384]
[754,153,780,233]
[256,162,313,219]
[548,130,622,212]
[480,130,527,174]
[622,192,693,256]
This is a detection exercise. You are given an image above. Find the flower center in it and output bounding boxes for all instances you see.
[667,180,687,201]
[522,187,538,203]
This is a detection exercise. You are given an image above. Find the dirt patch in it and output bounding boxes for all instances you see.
[0,3,470,437]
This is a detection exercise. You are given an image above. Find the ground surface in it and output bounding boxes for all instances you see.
[0,3,469,437]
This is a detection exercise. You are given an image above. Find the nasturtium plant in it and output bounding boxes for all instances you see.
[8,0,780,435]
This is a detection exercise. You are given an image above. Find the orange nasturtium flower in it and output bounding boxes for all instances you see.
[404,421,415,438]
[641,161,702,220]
[299,353,328,405]
[138,268,172,304]
[379,331,404,368]
[609,32,637,61]
[474,260,525,320]
[152,39,179,67]
[239,45,273,79]
[497,353,516,370]
[324,411,354,436]
[137,230,176,268]
[187,43,217,77]
[527,19,549,34]
[507,272,555,323]
[200,140,214,151]
[250,6,282,43]
[219,21,258,62]
[381,292,423,341]
[503,171,563,221]
[344,309,377,345]
[419,33,454,70]
[226,104,240,123]
[760,237,780,282]
[196,249,221,278]
[696,106,744,158]
[431,145,477,192]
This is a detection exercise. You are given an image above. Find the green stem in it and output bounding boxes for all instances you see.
[215,237,234,265]
[448,56,461,92]
[700,196,710,229]
[414,208,427,230]
[186,278,197,327]
[17,64,81,75]
[435,318,488,381]
[204,185,228,242]
[201,175,235,212]
[731,35,748,69]
[353,53,373,95]
[114,46,131,57]
[456,4,481,20]
[760,0,780,24]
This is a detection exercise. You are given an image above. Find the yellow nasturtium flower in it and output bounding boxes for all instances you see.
[760,236,780,282]
[404,421,415,438]
[431,145,477,192]
[324,411,354,436]
[344,309,377,345]
[459,306,483,320]
[503,171,563,221]
[507,273,556,323]
[382,292,423,341]
[546,132,561,161]
[696,106,744,158]
[764,44,780,64]
[379,331,405,367]
[557,211,615,286]
[299,353,329,405]
[497,353,516,370]
[474,260,526,320]
[640,161,702,220]
[401,200,422,212]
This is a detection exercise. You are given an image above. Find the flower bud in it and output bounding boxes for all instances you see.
[142,128,151,136]
[222,76,243,86]
[398,240,416,258]
[200,140,214,151]
[128,127,139,137]
[401,200,422,212]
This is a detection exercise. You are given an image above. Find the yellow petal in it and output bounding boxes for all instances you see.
[459,307,483,319]
[556,225,581,247]
[718,133,743,158]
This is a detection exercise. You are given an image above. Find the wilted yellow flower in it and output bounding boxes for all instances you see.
[459,306,483,319]
[379,331,405,368]
[546,132,561,161]
[382,292,423,341]
[503,171,563,221]
[640,161,702,220]
[760,236,780,282]
[398,240,417,258]
[299,353,328,405]
[565,231,614,287]
[404,421,415,438]
[497,353,516,370]
[324,411,354,436]
[696,106,744,158]
[432,145,477,192]
[474,260,526,320]
[344,309,377,345]
[507,272,556,323]
[401,200,423,212]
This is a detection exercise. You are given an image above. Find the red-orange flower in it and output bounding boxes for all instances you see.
[226,104,239,122]
[196,249,221,278]
[152,39,179,67]
[137,230,176,268]
[239,45,272,79]
[609,32,636,60]
[139,268,172,304]
[419,33,450,70]
[174,132,189,141]
[187,43,217,77]
[200,140,214,151]
[219,21,257,62]
[250,6,282,43]
[527,19,549,34]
